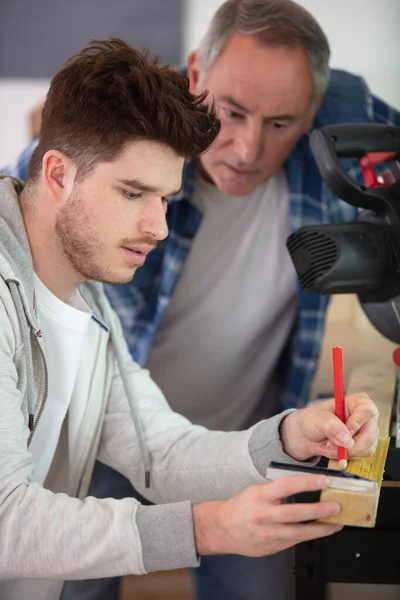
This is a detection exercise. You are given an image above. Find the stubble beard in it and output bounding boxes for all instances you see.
[55,191,130,285]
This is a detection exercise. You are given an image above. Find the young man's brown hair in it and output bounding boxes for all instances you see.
[27,38,220,182]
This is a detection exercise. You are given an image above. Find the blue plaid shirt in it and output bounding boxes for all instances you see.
[5,70,400,412]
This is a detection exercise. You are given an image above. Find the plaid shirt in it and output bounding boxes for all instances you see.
[5,70,400,412]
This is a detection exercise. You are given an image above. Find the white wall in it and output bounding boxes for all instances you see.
[0,79,49,167]
[182,0,400,108]
[1,0,399,169]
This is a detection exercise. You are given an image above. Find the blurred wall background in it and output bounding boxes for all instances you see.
[0,0,183,166]
[1,0,400,167]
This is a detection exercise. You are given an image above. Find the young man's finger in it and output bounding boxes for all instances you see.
[282,522,343,543]
[317,413,355,448]
[264,522,343,548]
[266,474,331,502]
[346,408,379,437]
[270,500,340,524]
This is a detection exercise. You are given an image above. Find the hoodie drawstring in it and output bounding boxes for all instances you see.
[109,327,152,488]
[8,281,36,430]
[99,300,151,489]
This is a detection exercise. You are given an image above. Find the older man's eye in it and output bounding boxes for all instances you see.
[272,122,288,130]
[223,108,244,120]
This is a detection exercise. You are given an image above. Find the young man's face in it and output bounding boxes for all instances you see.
[189,33,320,196]
[56,140,183,284]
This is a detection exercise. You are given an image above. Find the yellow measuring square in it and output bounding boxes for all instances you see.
[320,437,391,527]
[346,437,390,483]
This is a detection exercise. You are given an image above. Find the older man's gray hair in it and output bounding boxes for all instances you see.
[197,0,331,99]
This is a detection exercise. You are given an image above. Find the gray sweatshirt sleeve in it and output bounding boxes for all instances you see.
[0,286,306,580]
[99,358,304,571]
[136,502,199,572]
[0,295,199,580]
[98,307,313,510]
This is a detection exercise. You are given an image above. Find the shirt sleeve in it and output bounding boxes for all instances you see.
[1,139,39,181]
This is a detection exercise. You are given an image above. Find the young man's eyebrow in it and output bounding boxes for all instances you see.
[116,178,181,197]
[220,96,295,123]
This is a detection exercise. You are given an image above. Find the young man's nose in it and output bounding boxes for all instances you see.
[138,200,169,241]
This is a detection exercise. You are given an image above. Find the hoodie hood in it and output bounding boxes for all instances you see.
[0,176,37,327]
[0,176,151,486]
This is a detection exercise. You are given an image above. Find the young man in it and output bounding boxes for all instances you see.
[5,3,397,600]
[0,36,380,600]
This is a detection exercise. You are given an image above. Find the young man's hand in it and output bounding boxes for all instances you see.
[192,392,378,557]
[279,392,379,462]
[193,475,342,556]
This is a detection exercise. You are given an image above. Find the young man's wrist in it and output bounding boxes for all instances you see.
[192,500,225,556]
[279,410,308,461]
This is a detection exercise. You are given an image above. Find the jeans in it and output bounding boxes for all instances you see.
[62,461,293,600]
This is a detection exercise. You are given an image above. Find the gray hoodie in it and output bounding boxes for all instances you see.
[0,176,300,600]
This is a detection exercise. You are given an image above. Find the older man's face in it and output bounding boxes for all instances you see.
[189,33,320,196]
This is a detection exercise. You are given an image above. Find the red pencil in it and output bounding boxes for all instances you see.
[332,346,348,470]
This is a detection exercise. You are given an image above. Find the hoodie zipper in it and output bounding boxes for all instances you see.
[27,331,49,448]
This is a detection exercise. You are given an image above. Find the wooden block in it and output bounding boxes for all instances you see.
[320,487,378,527]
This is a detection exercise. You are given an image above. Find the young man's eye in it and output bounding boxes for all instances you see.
[123,190,142,200]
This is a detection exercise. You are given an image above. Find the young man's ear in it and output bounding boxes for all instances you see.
[187,50,201,96]
[41,150,76,202]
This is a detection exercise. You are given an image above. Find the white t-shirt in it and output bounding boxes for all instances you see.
[29,274,92,485]
[145,169,298,430]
